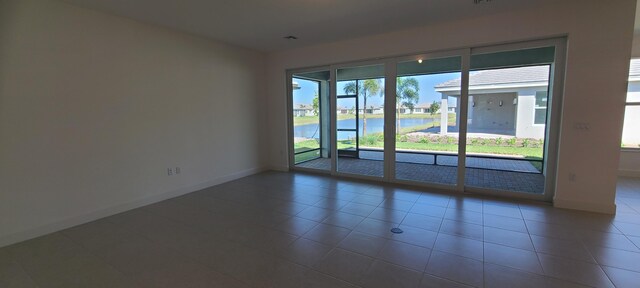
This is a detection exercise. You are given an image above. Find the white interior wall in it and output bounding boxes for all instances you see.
[266,0,636,213]
[0,0,267,246]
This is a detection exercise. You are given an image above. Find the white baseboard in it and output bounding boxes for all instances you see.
[619,169,640,178]
[0,166,266,248]
[553,198,616,214]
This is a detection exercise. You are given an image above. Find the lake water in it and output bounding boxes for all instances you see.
[294,117,435,139]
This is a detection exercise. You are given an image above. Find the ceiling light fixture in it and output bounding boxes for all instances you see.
[284,35,298,40]
[418,59,423,64]
[473,0,492,4]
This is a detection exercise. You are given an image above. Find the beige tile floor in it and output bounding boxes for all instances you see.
[1,172,640,288]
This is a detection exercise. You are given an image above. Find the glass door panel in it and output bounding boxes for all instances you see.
[464,47,554,194]
[291,70,331,171]
[336,64,385,177]
[336,96,359,158]
[394,56,462,186]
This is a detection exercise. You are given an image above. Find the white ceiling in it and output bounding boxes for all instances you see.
[62,0,563,51]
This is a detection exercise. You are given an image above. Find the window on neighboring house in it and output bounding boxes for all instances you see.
[534,91,548,125]
[623,59,640,149]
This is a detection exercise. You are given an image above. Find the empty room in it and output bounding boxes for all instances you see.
[2,0,640,287]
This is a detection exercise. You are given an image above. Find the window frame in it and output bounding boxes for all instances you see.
[622,58,640,151]
[533,90,548,126]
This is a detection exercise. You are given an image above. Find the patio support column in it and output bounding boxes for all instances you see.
[320,80,331,158]
[440,93,448,135]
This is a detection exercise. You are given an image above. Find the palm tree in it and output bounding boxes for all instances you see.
[396,77,420,134]
[312,91,319,116]
[343,79,382,135]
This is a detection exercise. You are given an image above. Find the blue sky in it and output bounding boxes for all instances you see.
[293,72,460,108]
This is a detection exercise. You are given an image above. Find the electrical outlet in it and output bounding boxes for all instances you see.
[175,167,181,174]
[167,168,173,176]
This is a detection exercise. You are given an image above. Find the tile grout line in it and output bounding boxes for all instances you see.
[519,202,544,279]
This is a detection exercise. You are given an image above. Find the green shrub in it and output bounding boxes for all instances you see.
[419,137,429,144]
[507,138,517,147]
[522,138,530,147]
[495,137,503,146]
[361,134,380,146]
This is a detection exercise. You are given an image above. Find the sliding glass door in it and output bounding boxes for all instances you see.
[334,64,386,178]
[288,39,565,200]
[289,69,331,171]
[393,56,463,187]
[463,45,560,196]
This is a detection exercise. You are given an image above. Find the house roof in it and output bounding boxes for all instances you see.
[435,65,550,89]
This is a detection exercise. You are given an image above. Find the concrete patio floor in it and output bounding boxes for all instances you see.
[296,152,544,194]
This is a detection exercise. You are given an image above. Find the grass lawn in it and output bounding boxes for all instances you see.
[293,113,445,126]
[293,116,321,126]
[295,140,352,152]
[369,141,542,159]
[295,138,543,171]
[294,140,320,153]
[296,139,541,159]
[294,149,321,163]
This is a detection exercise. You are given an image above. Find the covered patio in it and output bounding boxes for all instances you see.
[296,149,544,194]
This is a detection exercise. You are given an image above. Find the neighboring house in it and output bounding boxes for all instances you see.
[357,105,437,114]
[411,104,456,114]
[398,104,429,114]
[293,104,314,117]
[337,106,353,114]
[411,106,426,114]
[350,104,456,115]
[435,66,550,139]
[359,106,384,114]
[623,59,640,147]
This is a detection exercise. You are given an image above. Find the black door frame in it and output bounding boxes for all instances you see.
[337,80,359,158]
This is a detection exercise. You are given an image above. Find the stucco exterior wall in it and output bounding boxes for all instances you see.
[516,89,548,139]
[450,88,547,139]
[468,93,517,134]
